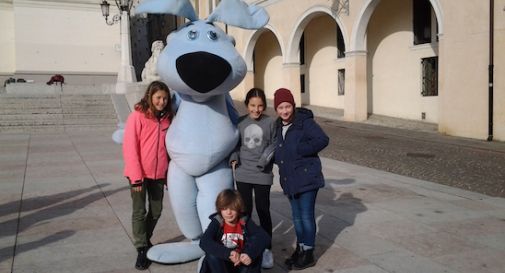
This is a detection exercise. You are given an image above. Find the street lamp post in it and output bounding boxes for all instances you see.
[100,0,136,94]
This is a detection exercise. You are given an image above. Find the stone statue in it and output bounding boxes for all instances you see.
[141,40,164,83]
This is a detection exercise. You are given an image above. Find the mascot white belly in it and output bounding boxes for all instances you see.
[134,0,269,265]
[167,97,238,177]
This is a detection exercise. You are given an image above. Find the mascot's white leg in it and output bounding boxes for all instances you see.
[147,161,233,264]
[168,162,202,238]
[195,161,233,230]
[147,161,203,264]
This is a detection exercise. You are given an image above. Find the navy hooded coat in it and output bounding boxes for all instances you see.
[274,108,329,196]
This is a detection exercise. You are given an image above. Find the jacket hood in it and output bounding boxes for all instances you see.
[208,212,249,226]
[293,108,314,123]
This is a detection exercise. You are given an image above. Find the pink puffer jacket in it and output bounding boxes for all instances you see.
[123,110,170,184]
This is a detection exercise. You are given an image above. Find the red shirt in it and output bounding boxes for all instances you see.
[221,221,244,253]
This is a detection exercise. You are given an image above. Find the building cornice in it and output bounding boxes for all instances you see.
[12,0,105,11]
[0,0,13,8]
[248,0,282,8]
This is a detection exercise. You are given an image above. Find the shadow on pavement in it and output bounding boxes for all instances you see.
[269,178,367,271]
[0,184,127,239]
[0,183,110,218]
[0,230,76,263]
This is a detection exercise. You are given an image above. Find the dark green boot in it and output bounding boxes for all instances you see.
[135,247,150,270]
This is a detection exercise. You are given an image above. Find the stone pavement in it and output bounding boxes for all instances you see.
[1,129,505,273]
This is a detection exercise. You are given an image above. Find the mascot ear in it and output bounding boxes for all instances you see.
[134,0,198,21]
[207,0,269,30]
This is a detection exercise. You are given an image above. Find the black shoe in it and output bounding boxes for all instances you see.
[135,247,150,270]
[284,244,302,267]
[293,249,315,270]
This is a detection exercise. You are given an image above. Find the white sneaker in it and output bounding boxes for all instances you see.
[262,249,274,269]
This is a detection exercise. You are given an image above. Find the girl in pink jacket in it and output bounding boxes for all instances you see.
[122,81,173,270]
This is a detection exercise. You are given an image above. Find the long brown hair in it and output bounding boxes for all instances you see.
[215,189,245,215]
[134,81,173,120]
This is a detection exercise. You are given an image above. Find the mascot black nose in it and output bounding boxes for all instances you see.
[176,52,232,93]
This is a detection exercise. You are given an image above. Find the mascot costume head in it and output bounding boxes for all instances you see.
[134,0,269,265]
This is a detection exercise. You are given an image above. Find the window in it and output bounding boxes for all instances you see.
[421,57,438,96]
[300,74,306,93]
[252,50,256,73]
[413,0,432,45]
[338,69,345,95]
[299,33,305,65]
[337,25,345,58]
[208,0,220,14]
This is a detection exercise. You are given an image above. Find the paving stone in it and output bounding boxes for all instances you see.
[367,250,459,273]
[353,218,438,239]
[433,248,505,273]
[466,233,505,251]
[333,264,391,273]
[334,228,405,257]
[387,231,477,258]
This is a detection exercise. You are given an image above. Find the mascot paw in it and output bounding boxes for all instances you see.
[146,242,204,264]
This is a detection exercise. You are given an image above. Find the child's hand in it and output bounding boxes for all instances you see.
[229,250,240,266]
[231,160,238,169]
[239,253,251,265]
[131,180,143,192]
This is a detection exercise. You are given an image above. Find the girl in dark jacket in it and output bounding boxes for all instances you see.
[199,189,270,273]
[273,88,329,270]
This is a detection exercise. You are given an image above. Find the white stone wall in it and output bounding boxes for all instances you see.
[0,1,15,75]
[3,0,120,82]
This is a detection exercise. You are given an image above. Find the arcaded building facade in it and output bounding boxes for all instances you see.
[1,0,504,141]
[228,0,505,141]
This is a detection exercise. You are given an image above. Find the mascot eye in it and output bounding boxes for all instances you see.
[188,30,198,40]
[207,31,218,41]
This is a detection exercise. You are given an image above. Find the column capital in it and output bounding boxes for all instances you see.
[282,62,301,68]
[345,50,367,57]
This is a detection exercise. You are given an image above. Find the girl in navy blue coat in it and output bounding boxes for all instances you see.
[273,88,329,270]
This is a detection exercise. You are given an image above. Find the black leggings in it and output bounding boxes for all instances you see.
[235,182,272,248]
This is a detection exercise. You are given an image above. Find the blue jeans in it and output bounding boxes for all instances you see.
[288,189,318,247]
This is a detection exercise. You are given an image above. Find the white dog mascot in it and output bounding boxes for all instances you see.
[134,0,269,264]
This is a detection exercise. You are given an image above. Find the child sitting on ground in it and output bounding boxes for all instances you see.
[199,189,270,273]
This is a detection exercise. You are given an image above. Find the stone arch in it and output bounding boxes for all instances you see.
[350,0,444,52]
[286,5,348,64]
[243,25,284,72]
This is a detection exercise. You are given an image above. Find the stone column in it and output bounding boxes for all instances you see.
[282,63,302,106]
[344,50,368,121]
[116,10,136,94]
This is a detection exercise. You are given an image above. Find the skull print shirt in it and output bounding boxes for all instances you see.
[229,114,277,185]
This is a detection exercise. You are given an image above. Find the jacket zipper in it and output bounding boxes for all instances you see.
[281,123,296,199]
[154,119,161,180]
